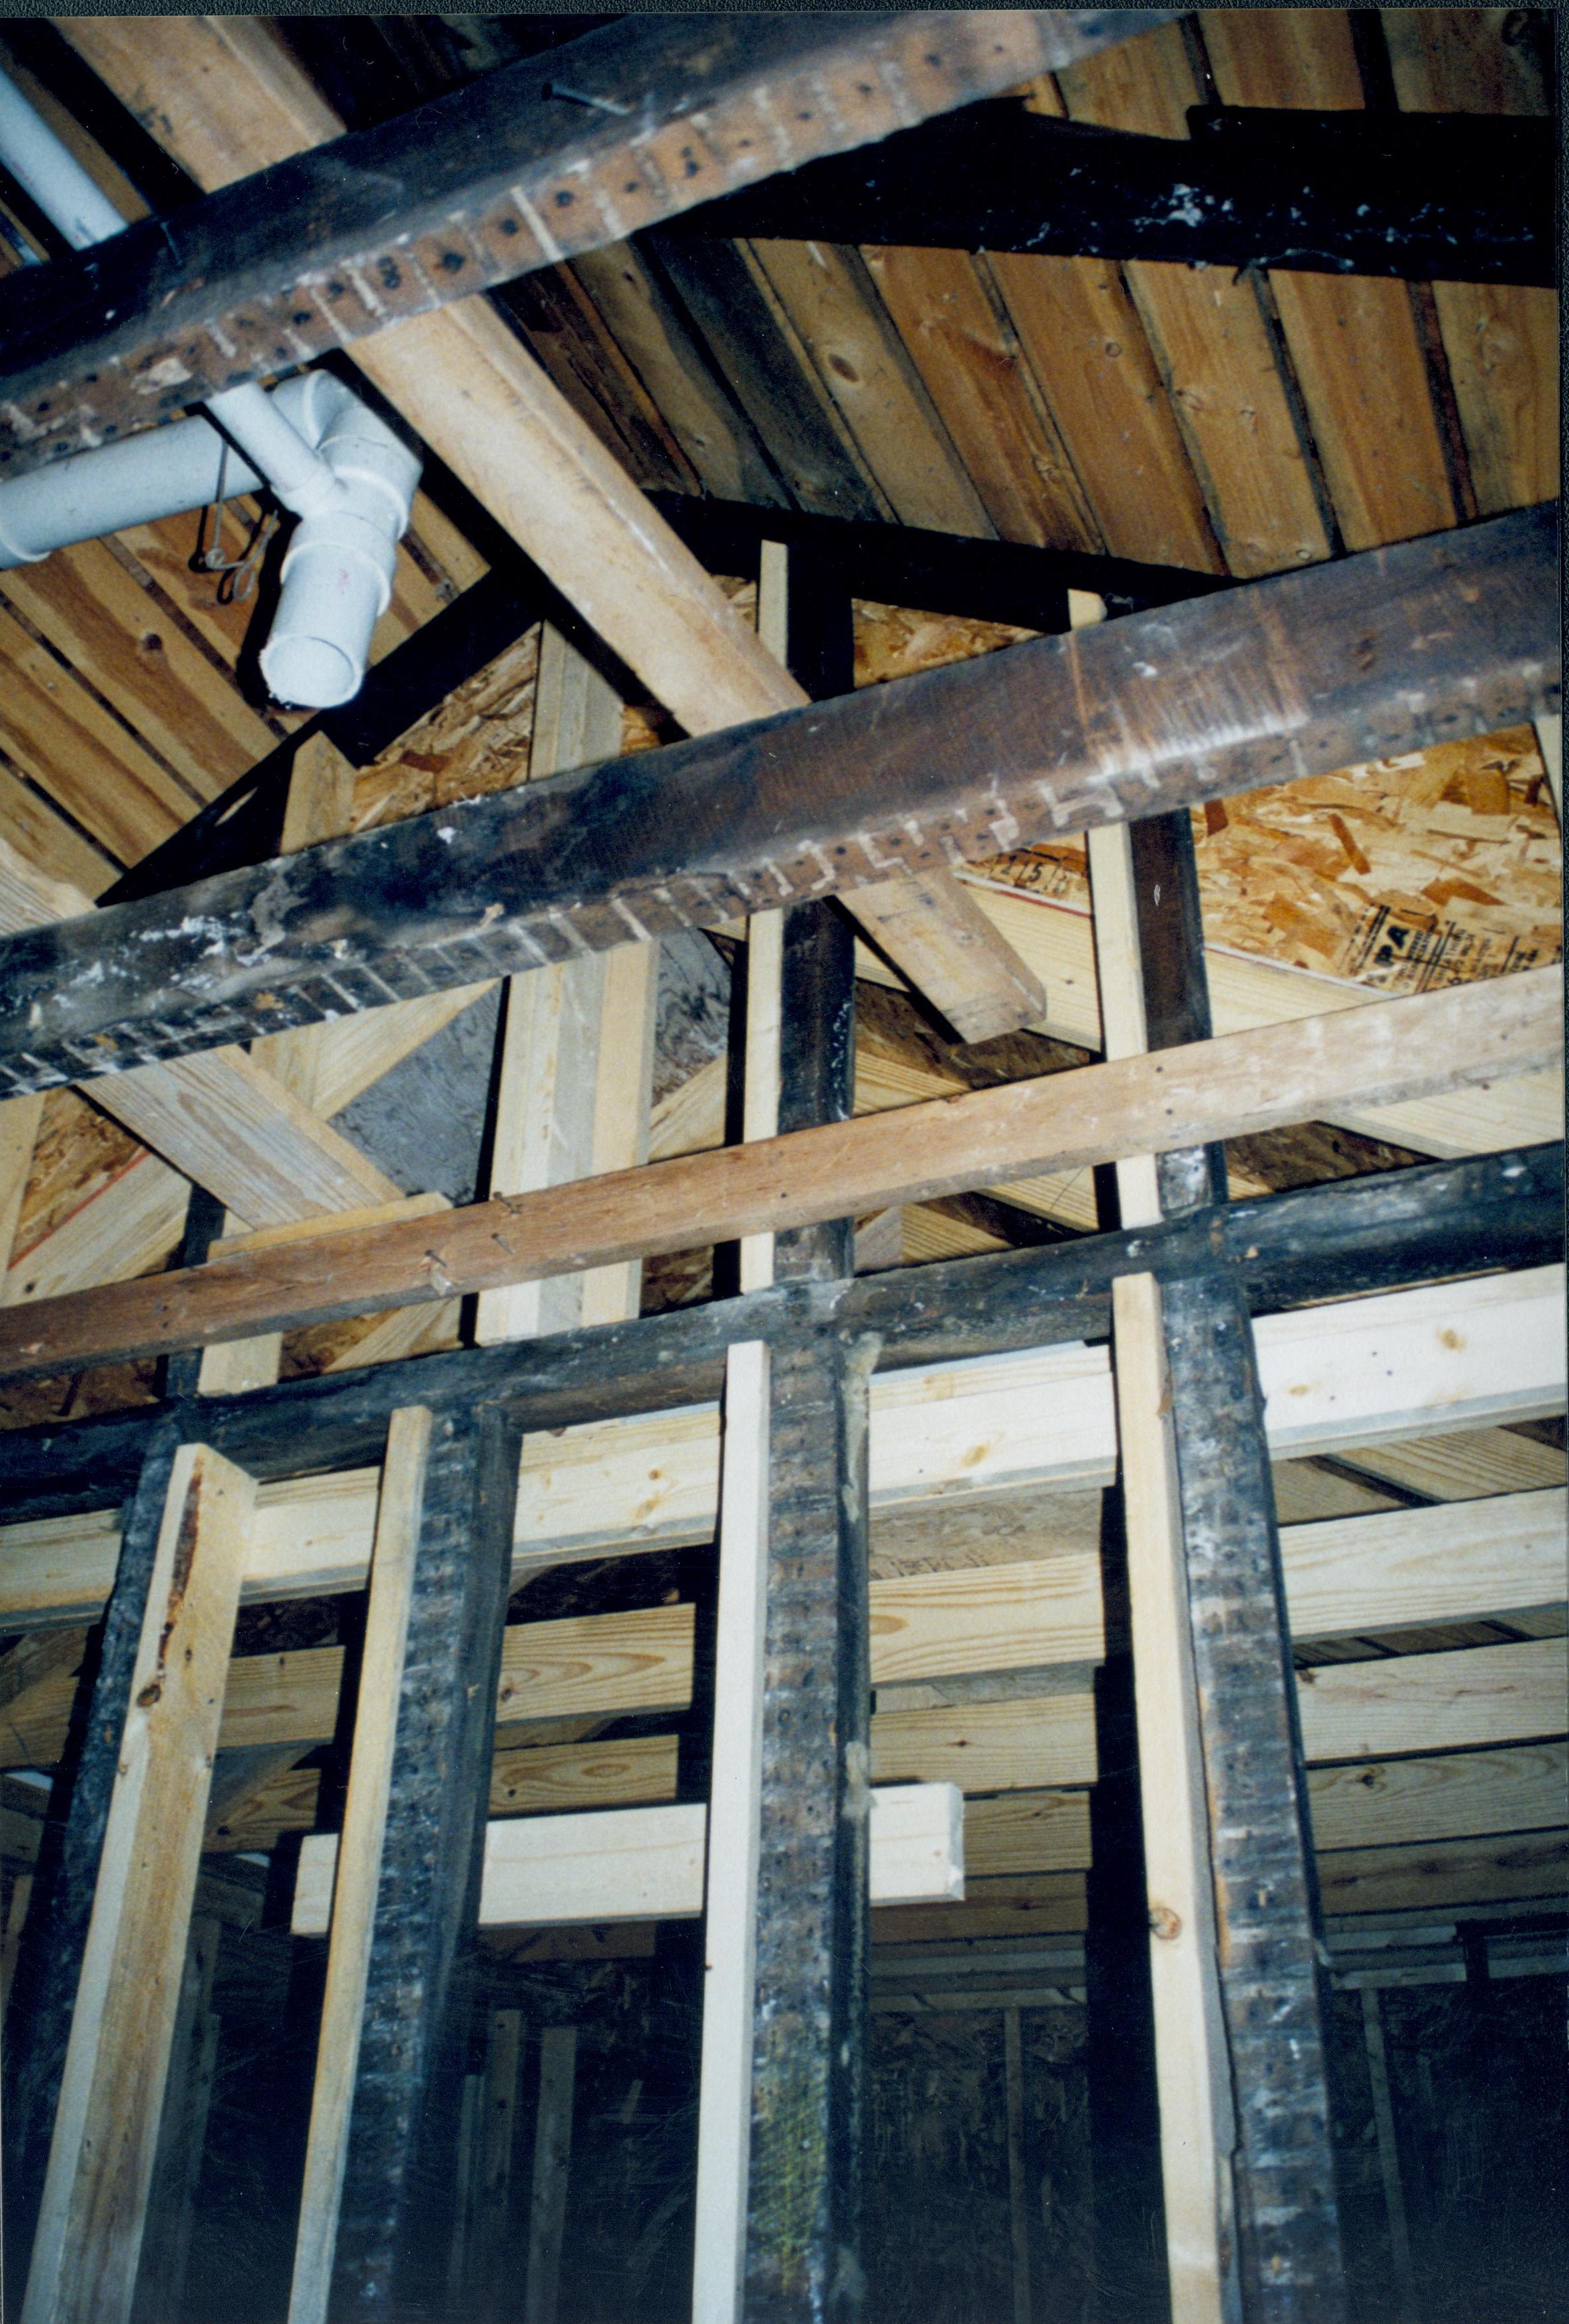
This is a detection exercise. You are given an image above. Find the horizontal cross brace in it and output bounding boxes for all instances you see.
[0,507,1554,1095]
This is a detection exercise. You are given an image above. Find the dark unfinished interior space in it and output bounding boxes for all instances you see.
[0,11,1562,2324]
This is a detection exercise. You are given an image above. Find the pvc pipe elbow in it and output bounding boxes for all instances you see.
[258,394,422,709]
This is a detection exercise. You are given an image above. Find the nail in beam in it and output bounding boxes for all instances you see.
[1129,813,1347,2317]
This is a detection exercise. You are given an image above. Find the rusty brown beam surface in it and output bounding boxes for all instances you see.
[0,10,1161,479]
[0,508,1556,1099]
[0,967,1557,1381]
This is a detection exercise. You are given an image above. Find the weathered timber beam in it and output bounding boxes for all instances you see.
[0,1142,1558,1512]
[647,494,1230,625]
[658,101,1554,286]
[0,507,1554,1094]
[0,969,1555,1381]
[0,11,1164,480]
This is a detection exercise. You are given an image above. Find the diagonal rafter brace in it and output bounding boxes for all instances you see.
[0,505,1554,1097]
[0,9,1168,482]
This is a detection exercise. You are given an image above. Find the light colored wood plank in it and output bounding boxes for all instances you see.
[1316,1827,1567,1918]
[3,1148,189,1308]
[964,1789,1092,1879]
[0,600,199,866]
[0,542,275,796]
[295,1783,963,1935]
[862,244,1100,550]
[844,865,1048,1045]
[1430,283,1558,518]
[1379,7,1552,114]
[478,626,653,1343]
[871,1695,1098,1793]
[987,254,1224,573]
[957,880,1564,1158]
[1114,1273,1237,2324]
[1308,1741,1569,1853]
[21,1444,257,2324]
[1270,274,1457,551]
[4,1274,1560,1636]
[746,238,994,536]
[287,1407,429,2324]
[694,1341,770,2324]
[1283,1489,1566,1639]
[1085,815,1160,1225]
[1124,263,1333,577]
[1055,16,1198,138]
[868,1554,1103,1683]
[0,763,116,900]
[1296,1638,1568,1763]
[9,966,1556,1374]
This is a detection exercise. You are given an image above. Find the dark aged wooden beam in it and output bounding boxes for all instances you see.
[0,9,1165,481]
[659,102,1554,287]
[328,1404,519,2312]
[0,508,1554,1096]
[1,1416,183,2296]
[0,968,1554,1381]
[1136,812,1347,2315]
[648,493,1230,626]
[0,1142,1557,1518]
[745,1330,875,2319]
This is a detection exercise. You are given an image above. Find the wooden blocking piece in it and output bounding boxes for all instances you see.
[287,1406,430,2324]
[328,1403,521,2314]
[2,1416,185,2292]
[1112,1272,1239,2324]
[293,1787,962,1935]
[744,1329,875,2314]
[1162,1269,1345,2314]
[279,732,357,857]
[695,1339,771,2324]
[524,2025,578,2324]
[739,909,784,1295]
[21,1443,257,2324]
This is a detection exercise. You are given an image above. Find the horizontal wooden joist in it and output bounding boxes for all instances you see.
[660,101,1554,285]
[0,507,1555,1095]
[0,9,1158,480]
[0,1143,1558,1518]
[0,968,1556,1381]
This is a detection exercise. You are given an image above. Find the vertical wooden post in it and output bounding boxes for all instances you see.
[1360,1990,1416,2323]
[328,1401,521,2315]
[1094,806,1346,2321]
[1004,2006,1033,2324]
[743,1326,875,2323]
[3,1415,184,2294]
[693,1340,771,2324]
[287,1406,431,2324]
[476,625,655,1345]
[22,1444,257,2324]
[524,2026,578,2324]
[480,2006,525,2273]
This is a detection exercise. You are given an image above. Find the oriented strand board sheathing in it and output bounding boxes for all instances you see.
[973,725,1561,992]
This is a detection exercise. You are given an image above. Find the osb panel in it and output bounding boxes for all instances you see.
[974,725,1560,992]
[854,600,1038,689]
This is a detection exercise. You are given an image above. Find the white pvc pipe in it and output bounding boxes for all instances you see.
[0,68,421,706]
[0,68,125,250]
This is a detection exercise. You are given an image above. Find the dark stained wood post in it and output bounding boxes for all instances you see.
[1131,811,1347,2321]
[1,1409,185,2294]
[328,1400,521,2317]
[741,539,874,2318]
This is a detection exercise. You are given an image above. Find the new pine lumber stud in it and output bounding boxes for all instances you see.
[0,967,1555,1381]
[1,1416,185,2301]
[19,1442,257,2324]
[0,507,1554,1097]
